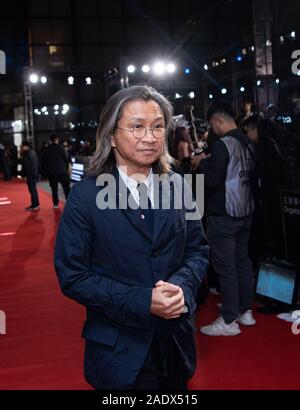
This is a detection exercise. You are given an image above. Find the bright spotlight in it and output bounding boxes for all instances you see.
[209,94,213,99]
[175,93,182,99]
[236,55,243,62]
[44,111,49,116]
[256,80,261,86]
[127,65,136,73]
[221,88,227,95]
[189,91,195,99]
[40,76,47,84]
[240,86,245,92]
[54,104,59,110]
[85,77,92,85]
[297,71,300,76]
[54,111,59,115]
[62,104,69,112]
[34,109,39,114]
[142,64,150,73]
[29,73,39,84]
[166,63,176,73]
[153,62,166,75]
[41,106,47,113]
[184,68,191,74]
[291,31,296,38]
[275,78,280,84]
[68,76,74,85]
[203,64,208,71]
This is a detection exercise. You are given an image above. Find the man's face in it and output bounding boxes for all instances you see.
[209,114,223,136]
[111,99,165,169]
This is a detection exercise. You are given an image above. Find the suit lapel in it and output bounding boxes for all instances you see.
[114,166,153,241]
[110,166,173,244]
[152,174,173,245]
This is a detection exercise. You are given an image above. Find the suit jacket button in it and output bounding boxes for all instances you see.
[141,214,145,220]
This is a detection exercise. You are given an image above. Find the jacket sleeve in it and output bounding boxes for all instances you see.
[199,140,229,188]
[168,218,209,316]
[54,183,153,330]
[167,179,209,316]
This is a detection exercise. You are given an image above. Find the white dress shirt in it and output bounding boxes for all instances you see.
[117,165,154,208]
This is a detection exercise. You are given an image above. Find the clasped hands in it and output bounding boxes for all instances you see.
[150,280,186,320]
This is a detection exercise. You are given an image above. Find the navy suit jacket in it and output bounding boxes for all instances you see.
[54,167,209,389]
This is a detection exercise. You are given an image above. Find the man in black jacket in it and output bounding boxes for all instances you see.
[196,102,256,336]
[44,134,70,208]
[21,141,40,211]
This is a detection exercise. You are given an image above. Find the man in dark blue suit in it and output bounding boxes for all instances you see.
[54,85,209,390]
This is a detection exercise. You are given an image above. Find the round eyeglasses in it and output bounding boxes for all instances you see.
[116,125,166,139]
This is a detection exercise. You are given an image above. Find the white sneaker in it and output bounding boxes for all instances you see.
[200,316,241,336]
[237,310,256,326]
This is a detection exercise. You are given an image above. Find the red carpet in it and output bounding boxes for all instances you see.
[0,179,300,390]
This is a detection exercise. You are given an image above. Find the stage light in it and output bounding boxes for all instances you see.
[166,63,176,73]
[297,71,300,76]
[221,88,227,95]
[240,86,245,92]
[204,65,208,71]
[54,111,59,115]
[29,73,39,84]
[175,93,182,99]
[54,104,59,110]
[236,55,243,62]
[291,31,296,39]
[68,76,74,85]
[251,46,255,51]
[34,109,39,114]
[127,65,136,73]
[153,62,165,75]
[184,68,191,74]
[62,104,70,115]
[41,106,47,113]
[256,80,261,86]
[44,111,49,116]
[85,77,92,85]
[40,76,47,84]
[189,91,195,99]
[280,36,285,44]
[276,78,280,84]
[209,94,213,99]
[142,64,150,73]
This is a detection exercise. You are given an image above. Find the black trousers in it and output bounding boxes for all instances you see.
[26,177,40,207]
[49,173,70,206]
[207,214,253,324]
[131,335,188,390]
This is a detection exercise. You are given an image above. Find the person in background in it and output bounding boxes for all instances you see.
[21,141,40,211]
[44,134,70,209]
[0,142,12,181]
[197,101,256,336]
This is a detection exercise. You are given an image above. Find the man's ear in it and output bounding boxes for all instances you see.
[111,134,116,148]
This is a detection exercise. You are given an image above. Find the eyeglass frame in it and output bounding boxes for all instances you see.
[116,125,166,139]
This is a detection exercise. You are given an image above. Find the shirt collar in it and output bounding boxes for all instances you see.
[117,165,153,193]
